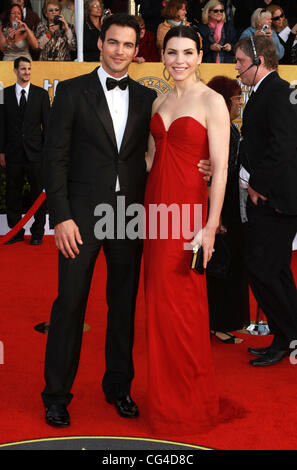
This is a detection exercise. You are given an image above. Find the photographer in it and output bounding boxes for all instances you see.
[35,0,76,61]
[240,8,284,59]
[0,3,38,61]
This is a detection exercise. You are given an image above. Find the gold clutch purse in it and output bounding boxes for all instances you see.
[190,245,204,274]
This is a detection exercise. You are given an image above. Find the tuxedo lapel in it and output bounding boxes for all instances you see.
[119,78,142,156]
[83,68,118,152]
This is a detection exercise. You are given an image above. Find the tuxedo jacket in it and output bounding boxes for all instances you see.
[44,67,157,228]
[0,84,50,163]
[240,71,297,215]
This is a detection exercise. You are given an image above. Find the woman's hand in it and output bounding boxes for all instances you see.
[210,43,221,51]
[191,224,217,269]
[58,14,69,32]
[223,43,232,52]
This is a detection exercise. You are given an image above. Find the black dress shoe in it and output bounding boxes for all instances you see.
[248,346,271,357]
[30,237,43,245]
[106,394,139,418]
[5,233,24,245]
[45,403,70,427]
[250,349,288,367]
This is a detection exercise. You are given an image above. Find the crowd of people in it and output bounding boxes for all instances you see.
[1,1,297,63]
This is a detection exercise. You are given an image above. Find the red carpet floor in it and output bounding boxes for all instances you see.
[1,236,297,450]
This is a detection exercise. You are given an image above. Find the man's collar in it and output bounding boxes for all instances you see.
[253,71,274,93]
[98,66,128,93]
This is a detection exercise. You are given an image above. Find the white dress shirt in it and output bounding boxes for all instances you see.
[98,66,129,192]
[15,82,30,105]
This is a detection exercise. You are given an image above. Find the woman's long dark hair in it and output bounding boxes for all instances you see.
[163,25,201,53]
[2,3,24,27]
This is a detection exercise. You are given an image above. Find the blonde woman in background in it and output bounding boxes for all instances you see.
[240,7,284,60]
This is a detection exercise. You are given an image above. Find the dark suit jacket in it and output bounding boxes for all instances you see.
[0,84,50,163]
[44,67,157,228]
[240,71,297,215]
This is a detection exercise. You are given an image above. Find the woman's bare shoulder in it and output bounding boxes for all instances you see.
[151,92,169,115]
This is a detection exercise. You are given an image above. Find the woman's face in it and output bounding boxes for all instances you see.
[175,4,187,21]
[90,1,102,17]
[271,9,284,32]
[208,3,224,23]
[163,36,202,82]
[229,94,242,122]
[10,6,22,24]
[258,14,272,29]
[46,3,61,22]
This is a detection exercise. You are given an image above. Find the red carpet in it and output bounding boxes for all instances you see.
[1,236,297,450]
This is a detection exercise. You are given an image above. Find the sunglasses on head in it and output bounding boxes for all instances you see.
[211,9,224,13]
[272,13,284,21]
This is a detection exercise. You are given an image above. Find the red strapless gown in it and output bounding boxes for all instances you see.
[143,113,219,435]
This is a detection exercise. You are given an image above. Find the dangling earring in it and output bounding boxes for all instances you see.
[195,65,201,81]
[163,66,170,81]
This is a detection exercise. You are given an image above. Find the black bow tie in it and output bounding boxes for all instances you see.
[106,76,129,91]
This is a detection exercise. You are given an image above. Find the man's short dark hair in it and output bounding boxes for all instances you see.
[234,36,278,71]
[14,56,31,69]
[100,13,140,46]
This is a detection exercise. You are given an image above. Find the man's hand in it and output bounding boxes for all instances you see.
[198,159,212,181]
[54,219,83,259]
[248,185,267,206]
[0,153,6,168]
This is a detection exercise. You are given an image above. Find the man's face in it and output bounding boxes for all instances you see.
[235,47,256,86]
[98,25,138,78]
[14,61,31,84]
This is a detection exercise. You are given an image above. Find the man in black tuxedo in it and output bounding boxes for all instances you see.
[42,14,157,427]
[0,57,50,245]
[235,36,297,366]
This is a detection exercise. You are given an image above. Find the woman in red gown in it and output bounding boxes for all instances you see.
[143,25,230,435]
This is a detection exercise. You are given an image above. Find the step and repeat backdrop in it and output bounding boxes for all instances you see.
[1,61,297,247]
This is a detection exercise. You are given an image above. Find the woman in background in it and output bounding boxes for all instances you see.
[83,0,104,61]
[35,0,76,61]
[197,0,237,63]
[240,7,284,60]
[267,3,297,65]
[0,3,38,60]
[156,0,190,56]
[206,75,250,344]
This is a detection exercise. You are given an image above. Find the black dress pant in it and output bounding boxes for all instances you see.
[42,194,143,407]
[245,198,297,350]
[6,153,46,238]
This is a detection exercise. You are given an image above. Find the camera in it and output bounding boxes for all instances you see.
[11,20,18,30]
[53,15,63,26]
[261,24,269,33]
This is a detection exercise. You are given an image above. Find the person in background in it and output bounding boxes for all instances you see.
[61,0,75,30]
[197,0,237,63]
[83,0,104,61]
[206,75,250,344]
[240,8,284,60]
[139,0,163,34]
[134,15,159,62]
[235,35,297,367]
[156,0,190,55]
[0,3,38,61]
[0,57,50,245]
[267,3,297,64]
[3,0,42,32]
[35,0,76,61]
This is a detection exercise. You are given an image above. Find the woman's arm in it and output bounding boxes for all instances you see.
[192,91,230,267]
[19,21,38,49]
